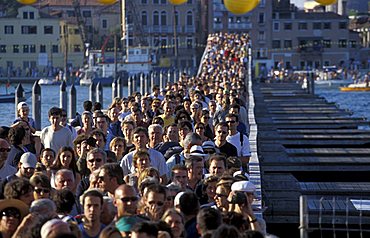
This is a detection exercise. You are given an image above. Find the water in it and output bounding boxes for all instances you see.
[0,84,129,128]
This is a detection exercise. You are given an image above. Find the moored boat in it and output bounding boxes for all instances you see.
[340,83,370,92]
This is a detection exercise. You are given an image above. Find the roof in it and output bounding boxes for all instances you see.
[0,6,57,19]
[41,0,117,6]
[295,11,347,20]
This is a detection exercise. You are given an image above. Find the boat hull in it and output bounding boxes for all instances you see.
[340,87,370,92]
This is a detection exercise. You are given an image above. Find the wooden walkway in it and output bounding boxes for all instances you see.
[255,82,370,235]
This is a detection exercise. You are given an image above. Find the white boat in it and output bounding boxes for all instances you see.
[38,77,61,85]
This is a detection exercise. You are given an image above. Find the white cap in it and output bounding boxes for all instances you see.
[20,152,37,168]
[231,181,256,193]
[17,102,28,111]
[189,145,207,157]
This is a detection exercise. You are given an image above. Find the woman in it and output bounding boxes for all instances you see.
[174,110,191,125]
[214,179,232,213]
[161,209,185,238]
[109,137,126,162]
[77,111,93,136]
[50,146,81,188]
[0,199,29,238]
[194,122,211,143]
[124,149,151,191]
[198,175,219,206]
[30,173,52,200]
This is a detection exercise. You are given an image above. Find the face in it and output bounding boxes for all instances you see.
[19,107,29,118]
[0,208,21,233]
[178,126,190,141]
[111,141,125,158]
[115,186,138,216]
[215,125,228,142]
[109,107,119,121]
[60,151,73,168]
[132,131,148,149]
[209,160,225,176]
[189,160,204,181]
[19,165,35,179]
[206,181,217,202]
[41,150,55,168]
[208,101,217,113]
[33,185,51,200]
[96,117,108,131]
[49,115,61,127]
[166,126,179,142]
[172,169,188,189]
[195,124,205,136]
[19,190,34,206]
[87,152,104,172]
[60,112,68,125]
[225,116,238,130]
[55,172,75,191]
[122,124,134,142]
[83,196,102,222]
[164,213,184,238]
[164,102,174,115]
[145,191,165,219]
[214,186,229,209]
[0,140,11,168]
[93,134,105,149]
[136,155,150,171]
[97,169,113,193]
[149,127,162,145]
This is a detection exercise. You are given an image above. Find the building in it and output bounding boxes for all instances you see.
[0,6,82,77]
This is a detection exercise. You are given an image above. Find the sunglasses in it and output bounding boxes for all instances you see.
[215,193,228,198]
[196,127,204,130]
[1,208,21,219]
[226,120,236,124]
[88,158,102,163]
[148,201,164,206]
[34,187,50,194]
[217,130,228,135]
[120,196,139,203]
[0,148,11,152]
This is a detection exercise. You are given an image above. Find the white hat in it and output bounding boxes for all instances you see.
[202,141,216,150]
[20,152,37,168]
[189,145,207,157]
[233,171,250,181]
[174,191,185,207]
[231,181,256,193]
[17,102,28,111]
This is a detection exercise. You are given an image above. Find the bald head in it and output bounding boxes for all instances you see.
[0,138,10,167]
[114,184,138,217]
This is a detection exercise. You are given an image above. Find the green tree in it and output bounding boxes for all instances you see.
[0,0,21,16]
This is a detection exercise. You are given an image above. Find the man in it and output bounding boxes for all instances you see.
[79,189,106,238]
[97,163,124,197]
[14,152,36,179]
[41,218,72,238]
[225,113,251,172]
[90,129,107,150]
[170,164,189,191]
[148,124,163,150]
[131,108,149,128]
[196,207,222,237]
[228,105,247,135]
[158,101,175,127]
[120,127,168,183]
[208,154,227,177]
[0,139,16,180]
[131,222,159,238]
[150,85,164,101]
[54,169,76,192]
[178,191,200,238]
[155,123,180,155]
[214,122,237,157]
[142,184,167,221]
[40,107,73,153]
[185,156,204,191]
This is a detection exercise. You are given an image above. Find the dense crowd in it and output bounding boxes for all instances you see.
[0,33,274,238]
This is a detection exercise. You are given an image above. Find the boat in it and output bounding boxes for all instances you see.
[340,83,370,92]
[0,91,32,103]
[38,77,61,85]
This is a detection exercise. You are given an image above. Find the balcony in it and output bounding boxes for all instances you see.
[297,45,324,54]
[143,25,182,34]
[229,22,252,30]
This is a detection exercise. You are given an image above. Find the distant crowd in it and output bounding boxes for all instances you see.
[0,33,275,238]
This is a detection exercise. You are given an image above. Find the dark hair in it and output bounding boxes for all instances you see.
[178,192,199,216]
[171,164,187,178]
[100,163,125,185]
[41,148,56,158]
[132,221,158,237]
[51,146,79,177]
[215,122,229,130]
[144,184,166,199]
[184,156,203,170]
[93,102,102,111]
[178,120,193,131]
[132,127,149,140]
[175,110,192,124]
[53,189,76,214]
[30,173,51,189]
[244,230,265,238]
[197,207,222,235]
[91,128,106,143]
[208,154,227,169]
[4,177,33,199]
[8,126,25,145]
[83,100,93,111]
[225,113,239,122]
[48,107,62,117]
[81,189,104,207]
[211,224,240,238]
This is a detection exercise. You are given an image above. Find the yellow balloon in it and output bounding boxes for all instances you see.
[224,0,260,15]
[315,0,337,5]
[17,0,37,4]
[97,0,117,4]
[168,0,187,5]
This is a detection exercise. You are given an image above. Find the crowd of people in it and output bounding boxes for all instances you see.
[0,33,274,238]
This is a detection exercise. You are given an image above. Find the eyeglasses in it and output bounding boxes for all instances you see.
[34,187,50,194]
[195,127,204,130]
[202,116,210,119]
[88,158,102,163]
[0,148,11,152]
[148,201,164,206]
[226,120,236,124]
[217,130,228,135]
[215,193,228,198]
[120,196,139,203]
[1,208,21,219]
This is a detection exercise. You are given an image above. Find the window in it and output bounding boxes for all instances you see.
[175,11,179,25]
[23,12,28,19]
[66,10,75,17]
[4,25,14,34]
[258,31,265,41]
[161,38,167,54]
[272,40,280,49]
[273,22,279,31]
[187,38,193,49]
[153,0,159,4]
[259,13,264,24]
[339,22,347,29]
[30,45,36,53]
[313,22,321,29]
[21,26,37,34]
[323,22,331,29]
[29,12,34,19]
[186,11,193,26]
[82,11,91,18]
[229,17,234,23]
[350,40,357,48]
[40,45,46,53]
[338,39,347,48]
[153,11,159,26]
[52,45,58,53]
[0,45,6,53]
[23,45,29,53]
[141,0,147,3]
[298,22,307,30]
[74,45,81,52]
[236,17,241,23]
[102,19,107,29]
[284,23,292,30]
[44,26,53,34]
[161,11,167,26]
[13,45,19,53]
[323,40,331,48]
[284,40,292,48]
[141,11,147,26]
[161,0,166,3]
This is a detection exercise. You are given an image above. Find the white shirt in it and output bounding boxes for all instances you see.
[226,132,251,157]
[0,163,16,180]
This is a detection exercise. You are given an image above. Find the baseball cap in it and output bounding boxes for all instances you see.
[17,102,28,111]
[20,152,37,168]
[231,181,256,193]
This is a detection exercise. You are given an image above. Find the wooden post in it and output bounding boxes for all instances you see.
[159,70,164,90]
[60,80,67,111]
[128,76,132,96]
[299,195,309,238]
[144,74,149,95]
[15,84,25,119]
[112,77,118,102]
[117,76,123,99]
[32,80,41,130]
[132,74,137,93]
[89,82,96,103]
[96,82,103,108]
[69,84,76,120]
[140,73,145,96]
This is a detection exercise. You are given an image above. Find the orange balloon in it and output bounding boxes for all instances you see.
[315,0,337,5]
[97,0,117,4]
[17,0,37,4]
[224,0,260,15]
[168,0,187,5]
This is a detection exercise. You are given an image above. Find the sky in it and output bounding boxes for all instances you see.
[291,0,305,8]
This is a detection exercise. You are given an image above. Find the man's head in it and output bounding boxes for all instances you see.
[163,101,175,116]
[171,164,188,190]
[132,127,149,149]
[95,114,109,133]
[48,107,62,127]
[178,121,193,142]
[182,132,202,154]
[40,218,72,238]
[178,191,199,219]
[17,152,37,178]
[0,139,10,168]
[114,184,139,217]
[91,129,106,149]
[185,156,204,182]
[148,124,163,147]
[97,163,124,194]
[196,207,222,236]
[214,122,229,142]
[131,221,158,238]
[40,148,56,168]
[86,148,106,172]
[225,113,239,131]
[4,178,34,206]
[121,120,135,142]
[54,169,75,191]
[81,189,104,223]
[208,154,227,176]
[164,124,179,142]
[144,184,167,220]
